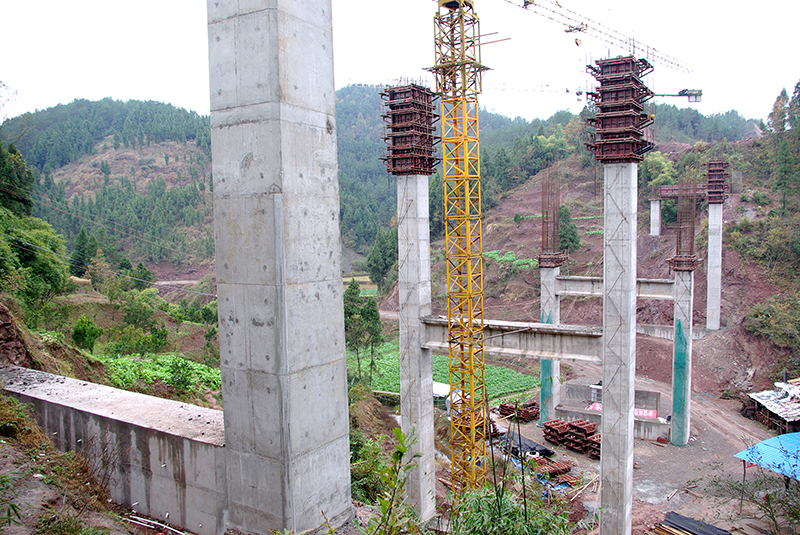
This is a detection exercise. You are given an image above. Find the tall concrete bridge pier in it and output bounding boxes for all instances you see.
[208,1,351,532]
[586,55,654,535]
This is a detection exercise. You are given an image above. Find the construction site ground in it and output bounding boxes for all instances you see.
[487,357,776,535]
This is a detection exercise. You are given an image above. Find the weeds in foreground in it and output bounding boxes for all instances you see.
[707,458,800,535]
[35,509,109,535]
[0,474,21,529]
[360,427,426,535]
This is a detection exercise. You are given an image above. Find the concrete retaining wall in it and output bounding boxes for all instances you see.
[0,366,227,535]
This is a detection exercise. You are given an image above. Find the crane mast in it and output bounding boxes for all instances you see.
[430,0,489,494]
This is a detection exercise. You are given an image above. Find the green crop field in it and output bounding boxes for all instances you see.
[347,340,539,401]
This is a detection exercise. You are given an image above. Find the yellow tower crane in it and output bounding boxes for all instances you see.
[429,0,489,494]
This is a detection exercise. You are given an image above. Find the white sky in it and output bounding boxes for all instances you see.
[1,1,798,124]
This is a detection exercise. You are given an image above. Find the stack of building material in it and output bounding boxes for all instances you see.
[498,402,539,422]
[499,430,555,459]
[543,419,569,445]
[530,456,575,478]
[556,473,582,486]
[563,419,597,454]
[650,511,732,535]
[587,433,601,459]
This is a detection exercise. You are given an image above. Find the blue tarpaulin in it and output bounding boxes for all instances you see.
[734,432,800,480]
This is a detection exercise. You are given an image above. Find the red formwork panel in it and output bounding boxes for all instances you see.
[381,84,438,176]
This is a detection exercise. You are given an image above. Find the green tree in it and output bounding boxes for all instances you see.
[639,151,677,197]
[99,160,111,180]
[344,279,370,381]
[172,309,185,333]
[0,142,35,217]
[558,205,580,253]
[103,277,125,320]
[367,228,398,293]
[362,296,384,383]
[131,261,155,290]
[118,256,133,271]
[429,171,444,240]
[122,292,156,331]
[71,315,103,352]
[773,139,798,211]
[0,207,69,311]
[69,226,96,277]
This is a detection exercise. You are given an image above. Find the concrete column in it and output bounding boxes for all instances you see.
[706,203,723,330]
[600,162,637,535]
[672,270,694,446]
[539,266,561,424]
[649,199,661,236]
[208,3,351,533]
[397,175,435,521]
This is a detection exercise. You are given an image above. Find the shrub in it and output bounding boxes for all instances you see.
[451,484,573,535]
[744,296,800,352]
[752,191,772,206]
[350,432,389,504]
[71,315,103,352]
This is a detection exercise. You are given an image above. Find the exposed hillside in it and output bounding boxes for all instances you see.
[2,89,757,272]
[415,137,793,397]
[36,136,214,270]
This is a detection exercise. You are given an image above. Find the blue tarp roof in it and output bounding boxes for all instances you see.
[734,432,800,480]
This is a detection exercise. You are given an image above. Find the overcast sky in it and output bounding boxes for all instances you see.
[1,1,798,124]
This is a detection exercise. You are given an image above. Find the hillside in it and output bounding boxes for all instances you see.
[2,89,757,271]
[1,89,790,396]
[412,139,790,396]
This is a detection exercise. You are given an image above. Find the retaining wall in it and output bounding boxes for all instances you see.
[0,365,227,535]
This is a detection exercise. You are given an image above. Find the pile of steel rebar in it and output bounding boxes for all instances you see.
[498,402,539,422]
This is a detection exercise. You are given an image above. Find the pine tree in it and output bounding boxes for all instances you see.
[0,143,35,217]
[70,226,94,277]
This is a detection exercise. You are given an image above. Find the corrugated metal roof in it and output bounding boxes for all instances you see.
[749,382,800,422]
[734,432,800,480]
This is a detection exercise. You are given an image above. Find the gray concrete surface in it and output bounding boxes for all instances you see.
[539,266,562,424]
[706,202,723,330]
[208,1,351,532]
[650,199,661,236]
[421,316,603,363]
[600,162,638,535]
[1,366,226,535]
[397,174,435,521]
[556,276,673,301]
[671,269,694,446]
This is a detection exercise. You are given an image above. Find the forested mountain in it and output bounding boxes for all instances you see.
[2,99,210,175]
[649,103,755,144]
[336,86,393,251]
[0,88,759,271]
